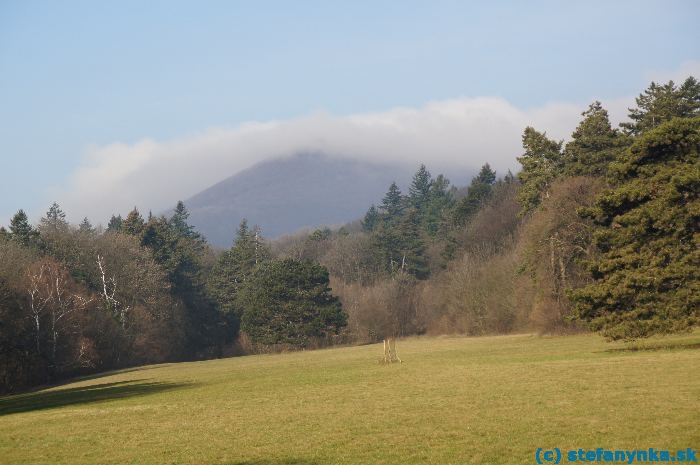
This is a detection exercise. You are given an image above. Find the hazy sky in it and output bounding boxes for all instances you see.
[1,1,698,225]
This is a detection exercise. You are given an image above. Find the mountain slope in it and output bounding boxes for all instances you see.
[184,153,419,246]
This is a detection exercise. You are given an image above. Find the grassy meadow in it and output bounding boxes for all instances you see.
[1,332,699,465]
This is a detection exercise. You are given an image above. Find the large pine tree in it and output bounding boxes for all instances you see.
[239,259,346,348]
[563,101,629,177]
[570,116,700,340]
[620,77,700,136]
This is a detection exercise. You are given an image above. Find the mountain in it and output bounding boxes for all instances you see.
[183,153,470,247]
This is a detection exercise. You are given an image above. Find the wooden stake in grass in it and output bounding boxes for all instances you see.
[382,338,402,364]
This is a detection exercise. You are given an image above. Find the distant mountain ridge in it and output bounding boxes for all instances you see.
[183,153,472,247]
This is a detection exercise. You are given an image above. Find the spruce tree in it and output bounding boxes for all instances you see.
[208,220,270,328]
[106,215,123,232]
[170,201,199,239]
[454,164,497,225]
[373,208,429,279]
[362,204,380,232]
[396,209,430,279]
[78,217,94,234]
[40,202,68,232]
[9,210,37,247]
[408,164,432,211]
[380,182,404,223]
[424,174,454,236]
[570,117,700,340]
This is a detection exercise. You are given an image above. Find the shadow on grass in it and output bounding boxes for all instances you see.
[63,363,179,386]
[229,460,320,465]
[0,379,194,416]
[605,341,700,353]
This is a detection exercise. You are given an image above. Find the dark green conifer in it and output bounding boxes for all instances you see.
[571,117,700,340]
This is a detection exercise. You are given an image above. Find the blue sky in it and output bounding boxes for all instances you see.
[0,0,698,225]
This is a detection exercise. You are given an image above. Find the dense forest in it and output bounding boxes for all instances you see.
[1,77,698,393]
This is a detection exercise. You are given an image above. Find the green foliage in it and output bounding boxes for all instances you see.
[571,117,700,339]
[309,227,332,242]
[9,209,38,247]
[380,181,404,222]
[40,202,69,233]
[454,163,497,225]
[122,208,145,236]
[362,204,380,232]
[140,209,221,355]
[424,174,454,236]
[408,164,432,210]
[563,101,629,177]
[516,127,564,214]
[78,218,94,234]
[239,259,346,347]
[620,77,700,136]
[169,201,200,239]
[106,215,123,232]
[209,220,270,322]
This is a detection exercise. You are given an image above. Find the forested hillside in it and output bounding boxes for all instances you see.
[1,77,698,393]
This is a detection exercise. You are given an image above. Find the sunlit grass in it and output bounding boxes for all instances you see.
[1,332,699,465]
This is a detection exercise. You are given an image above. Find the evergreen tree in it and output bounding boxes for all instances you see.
[454,164,497,225]
[106,214,123,232]
[564,102,628,177]
[9,210,37,247]
[395,209,430,279]
[78,217,94,234]
[122,208,145,236]
[362,204,380,232]
[380,182,404,223]
[40,202,68,232]
[239,259,347,348]
[475,163,497,184]
[570,117,700,340]
[169,201,199,239]
[373,208,429,279]
[309,227,332,242]
[424,174,454,236]
[516,127,564,214]
[208,220,270,338]
[141,213,222,353]
[620,77,700,136]
[408,164,432,211]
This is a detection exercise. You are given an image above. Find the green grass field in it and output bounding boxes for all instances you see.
[1,332,699,465]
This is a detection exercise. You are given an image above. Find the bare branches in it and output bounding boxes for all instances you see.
[97,254,129,328]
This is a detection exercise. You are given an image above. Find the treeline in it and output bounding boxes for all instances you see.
[0,204,346,393]
[274,76,699,342]
[1,76,698,393]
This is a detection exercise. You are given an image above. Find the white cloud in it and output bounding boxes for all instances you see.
[645,59,700,85]
[57,95,635,225]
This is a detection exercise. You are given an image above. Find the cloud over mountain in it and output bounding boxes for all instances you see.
[56,95,633,225]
